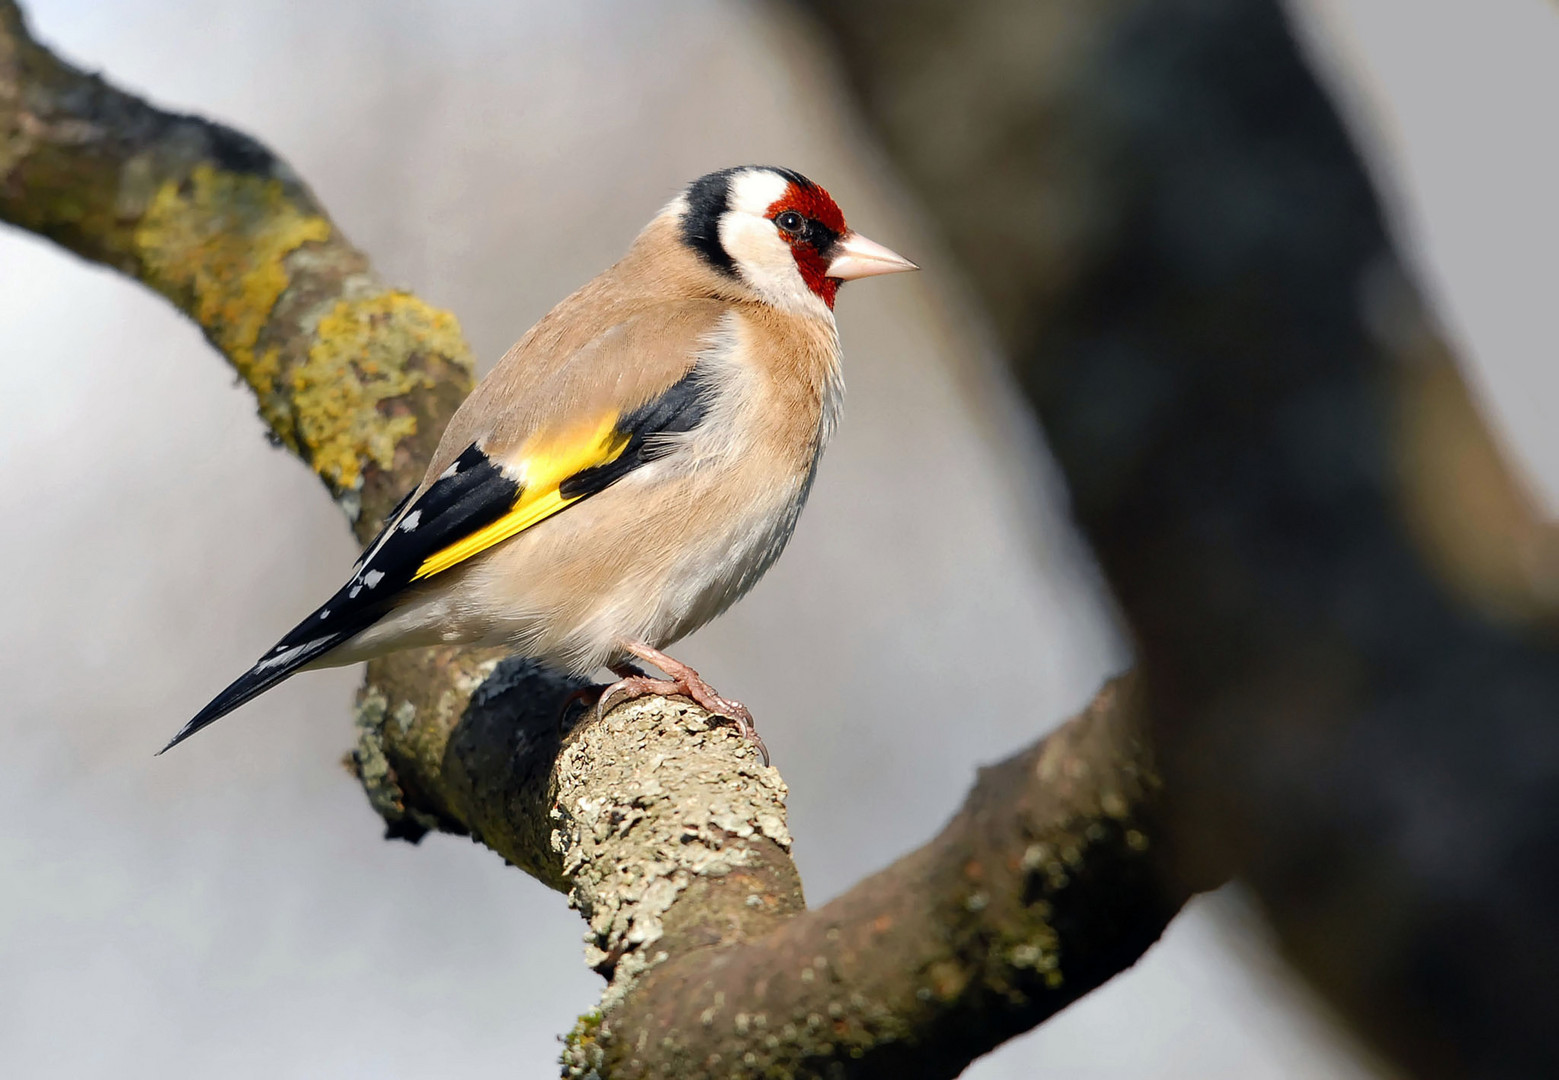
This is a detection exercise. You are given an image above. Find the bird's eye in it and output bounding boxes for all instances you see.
[775,211,805,235]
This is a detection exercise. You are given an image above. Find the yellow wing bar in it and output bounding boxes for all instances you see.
[413,415,630,581]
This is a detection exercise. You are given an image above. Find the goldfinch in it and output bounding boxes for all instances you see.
[163,166,916,756]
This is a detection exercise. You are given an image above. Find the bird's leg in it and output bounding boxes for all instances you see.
[597,643,769,765]
[559,663,652,736]
[618,645,764,759]
[597,658,692,720]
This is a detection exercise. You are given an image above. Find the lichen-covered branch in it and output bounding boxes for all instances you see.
[0,0,470,526]
[0,0,480,840]
[359,665,1183,1079]
[576,677,1182,1080]
[356,658,806,1006]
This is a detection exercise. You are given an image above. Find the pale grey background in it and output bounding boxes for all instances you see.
[0,0,1552,1076]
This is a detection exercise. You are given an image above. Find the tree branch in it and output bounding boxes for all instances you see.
[2,2,1196,1074]
[0,0,471,527]
[804,0,1559,1075]
[364,663,1182,1079]
[0,0,495,865]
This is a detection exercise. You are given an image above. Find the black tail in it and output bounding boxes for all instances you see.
[157,632,351,754]
[159,593,391,754]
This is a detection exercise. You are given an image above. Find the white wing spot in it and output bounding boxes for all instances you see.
[257,642,310,671]
[349,586,362,599]
[318,609,330,619]
[399,510,421,532]
[439,461,461,480]
[364,570,385,588]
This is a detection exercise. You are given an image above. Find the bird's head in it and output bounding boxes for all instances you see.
[676,165,917,316]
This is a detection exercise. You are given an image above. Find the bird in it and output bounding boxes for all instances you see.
[161,165,917,759]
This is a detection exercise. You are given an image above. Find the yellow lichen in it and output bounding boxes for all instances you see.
[292,291,473,488]
[133,163,330,410]
[248,345,282,398]
[132,164,473,489]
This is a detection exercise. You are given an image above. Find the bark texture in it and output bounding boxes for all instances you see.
[804,0,1559,1076]
[358,657,1182,1078]
[2,2,1196,1075]
[566,677,1180,1080]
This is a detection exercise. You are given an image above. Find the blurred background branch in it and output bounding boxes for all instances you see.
[803,0,1559,1076]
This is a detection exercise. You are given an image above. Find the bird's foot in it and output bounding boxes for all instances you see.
[599,644,769,766]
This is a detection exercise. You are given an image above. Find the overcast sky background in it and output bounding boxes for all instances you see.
[0,0,1554,1076]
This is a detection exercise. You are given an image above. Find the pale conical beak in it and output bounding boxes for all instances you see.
[826,231,919,281]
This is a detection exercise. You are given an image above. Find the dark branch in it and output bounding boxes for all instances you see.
[804,0,1559,1075]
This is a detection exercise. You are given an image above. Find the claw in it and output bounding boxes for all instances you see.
[595,673,680,721]
[558,684,602,735]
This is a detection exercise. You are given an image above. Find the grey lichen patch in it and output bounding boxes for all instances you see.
[1007,922,1062,976]
[353,685,438,836]
[1021,841,1073,891]
[353,688,400,820]
[561,1008,606,1080]
[551,697,789,1009]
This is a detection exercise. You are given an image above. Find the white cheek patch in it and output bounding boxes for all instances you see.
[721,217,804,298]
[718,169,831,319]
